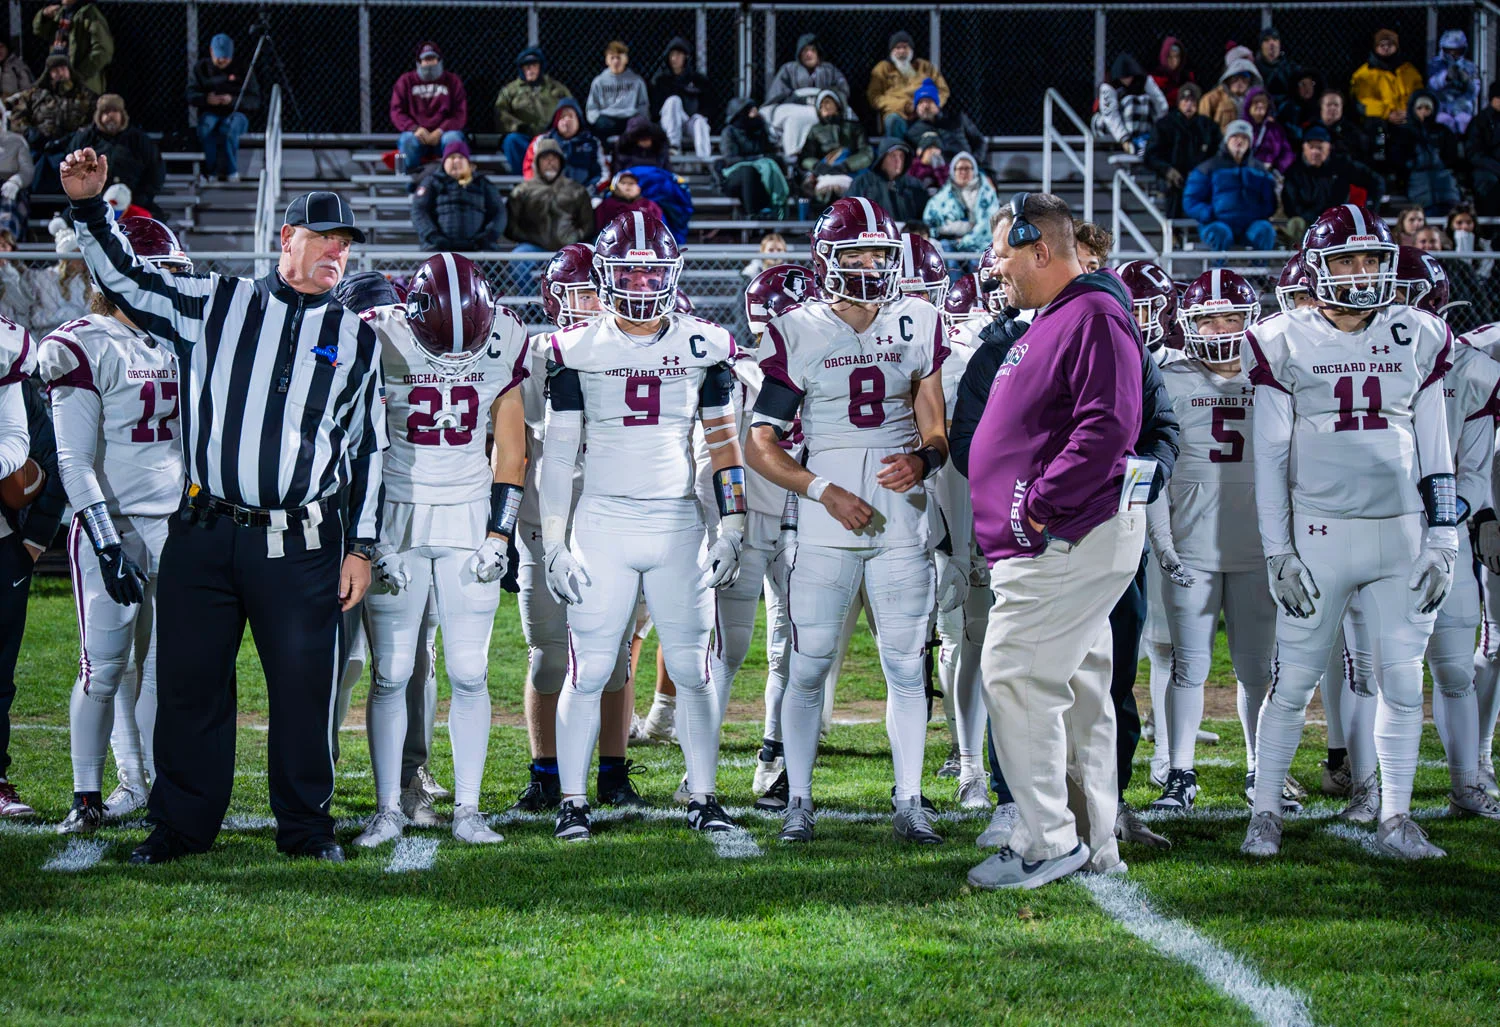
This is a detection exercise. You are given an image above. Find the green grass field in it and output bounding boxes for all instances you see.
[3,576,1500,1026]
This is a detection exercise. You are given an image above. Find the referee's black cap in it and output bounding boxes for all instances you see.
[284,191,366,243]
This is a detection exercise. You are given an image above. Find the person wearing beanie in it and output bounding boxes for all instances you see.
[1254,27,1300,106]
[3,52,96,154]
[1351,28,1424,123]
[650,37,717,159]
[593,168,664,232]
[1143,79,1220,217]
[1465,81,1500,215]
[1283,123,1380,239]
[188,32,262,184]
[102,181,149,220]
[0,37,35,99]
[866,30,948,140]
[1428,29,1481,133]
[902,77,987,162]
[390,40,468,178]
[32,0,113,95]
[60,93,164,214]
[585,40,648,139]
[763,33,850,159]
[1182,118,1277,251]
[907,128,949,190]
[1092,51,1168,154]
[492,47,571,174]
[409,136,504,252]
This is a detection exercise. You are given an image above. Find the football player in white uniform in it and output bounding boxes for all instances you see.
[1464,320,1500,799]
[513,244,641,813]
[541,212,744,841]
[747,197,956,845]
[39,217,189,832]
[355,253,528,848]
[1144,270,1277,812]
[1242,205,1457,859]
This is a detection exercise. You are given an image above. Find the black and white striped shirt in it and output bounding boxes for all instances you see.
[71,196,387,542]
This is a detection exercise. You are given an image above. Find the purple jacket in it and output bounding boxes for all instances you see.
[1245,87,1295,173]
[390,70,468,133]
[968,275,1142,562]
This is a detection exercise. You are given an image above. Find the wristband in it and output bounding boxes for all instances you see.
[346,540,375,561]
[489,482,524,539]
[916,444,946,480]
[1419,473,1458,527]
[80,502,121,552]
[714,466,748,517]
[780,490,799,532]
[805,477,831,502]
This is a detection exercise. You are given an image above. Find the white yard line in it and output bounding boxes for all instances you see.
[43,838,109,872]
[385,836,440,873]
[708,827,762,858]
[1080,874,1316,1027]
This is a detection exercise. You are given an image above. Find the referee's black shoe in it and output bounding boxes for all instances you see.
[128,826,192,865]
[291,840,346,863]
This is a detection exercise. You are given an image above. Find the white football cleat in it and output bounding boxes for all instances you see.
[1480,763,1499,801]
[1195,728,1219,745]
[416,764,451,801]
[1449,784,1500,820]
[956,773,991,810]
[1148,757,1169,789]
[752,755,784,796]
[1374,814,1445,859]
[1241,811,1283,857]
[1339,773,1380,825]
[631,704,676,745]
[976,802,1020,849]
[400,778,447,827]
[453,805,504,844]
[353,808,406,848]
[103,778,149,819]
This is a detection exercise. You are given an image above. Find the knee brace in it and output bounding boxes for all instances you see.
[444,649,489,694]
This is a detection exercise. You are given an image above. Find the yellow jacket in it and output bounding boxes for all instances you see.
[866,59,949,120]
[1350,61,1423,120]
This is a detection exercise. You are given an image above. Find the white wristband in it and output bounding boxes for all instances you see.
[805,477,831,502]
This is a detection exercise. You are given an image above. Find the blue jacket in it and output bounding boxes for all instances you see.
[624,163,694,244]
[1182,148,1277,231]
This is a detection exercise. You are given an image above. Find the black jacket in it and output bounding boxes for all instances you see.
[1282,154,1379,222]
[186,57,262,116]
[63,123,164,202]
[1467,106,1500,176]
[1,376,66,552]
[1144,109,1221,177]
[902,103,988,164]
[649,37,716,122]
[720,96,777,162]
[410,167,506,251]
[1255,53,1301,104]
[845,139,928,224]
[1315,115,1375,166]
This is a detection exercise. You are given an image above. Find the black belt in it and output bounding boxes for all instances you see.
[183,489,332,528]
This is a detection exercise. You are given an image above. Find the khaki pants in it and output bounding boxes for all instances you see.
[982,512,1145,866]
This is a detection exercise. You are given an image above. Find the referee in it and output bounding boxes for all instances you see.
[62,149,388,864]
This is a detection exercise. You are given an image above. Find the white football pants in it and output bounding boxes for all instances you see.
[710,513,793,736]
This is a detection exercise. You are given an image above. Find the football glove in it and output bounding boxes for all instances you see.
[936,557,969,614]
[371,546,410,595]
[1267,553,1319,619]
[97,544,147,606]
[544,544,587,605]
[1408,543,1456,615]
[1157,549,1196,589]
[702,530,744,589]
[1474,516,1500,575]
[467,537,509,584]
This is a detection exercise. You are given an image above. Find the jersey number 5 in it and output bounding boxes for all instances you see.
[1208,406,1245,463]
[848,367,886,428]
[1333,375,1389,432]
[408,384,479,445]
[131,380,178,443]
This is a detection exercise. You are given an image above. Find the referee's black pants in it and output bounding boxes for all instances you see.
[149,505,345,854]
[0,533,36,780]
[1107,551,1149,796]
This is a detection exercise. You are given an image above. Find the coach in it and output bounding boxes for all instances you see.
[963,193,1146,890]
[62,149,387,864]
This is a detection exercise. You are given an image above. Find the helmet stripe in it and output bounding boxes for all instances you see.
[440,252,463,355]
[633,211,647,251]
[1346,204,1367,236]
[901,235,915,278]
[854,196,878,234]
[1211,268,1222,301]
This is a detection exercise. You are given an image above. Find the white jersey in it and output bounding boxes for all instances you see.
[1462,321,1500,363]
[548,312,736,520]
[941,319,981,411]
[1244,305,1451,519]
[1442,340,1500,510]
[731,346,792,520]
[756,297,947,548]
[0,316,34,541]
[1158,358,1260,572]
[38,314,182,518]
[364,303,528,506]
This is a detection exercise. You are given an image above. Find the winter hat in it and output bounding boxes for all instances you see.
[913,78,941,107]
[44,53,69,71]
[916,131,941,152]
[104,183,133,213]
[1178,82,1203,103]
[1413,94,1436,115]
[516,46,545,71]
[48,215,77,254]
[1440,29,1468,53]
[210,33,234,60]
[1224,119,1253,141]
[610,170,639,190]
[889,31,914,52]
[1260,27,1281,42]
[1374,29,1399,50]
[1301,126,1331,143]
[95,94,128,130]
[417,41,442,61]
[442,139,471,160]
[1223,44,1253,68]
[1219,58,1262,87]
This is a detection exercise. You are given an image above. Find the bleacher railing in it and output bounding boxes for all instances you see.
[252,86,284,278]
[1042,88,1096,225]
[1111,169,1172,260]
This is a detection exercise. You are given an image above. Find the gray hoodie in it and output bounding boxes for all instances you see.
[586,66,648,124]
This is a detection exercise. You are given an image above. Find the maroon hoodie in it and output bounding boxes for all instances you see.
[390,45,468,133]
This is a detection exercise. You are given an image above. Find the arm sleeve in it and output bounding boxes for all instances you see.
[949,336,1009,478]
[1456,413,1493,517]
[390,78,416,132]
[1252,383,1296,558]
[343,358,388,543]
[539,365,583,547]
[70,196,215,355]
[21,377,65,551]
[48,382,106,510]
[0,383,26,478]
[1413,376,1455,480]
[1136,349,1180,496]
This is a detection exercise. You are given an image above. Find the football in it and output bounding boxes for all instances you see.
[0,458,44,510]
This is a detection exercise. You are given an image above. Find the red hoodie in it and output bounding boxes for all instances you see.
[390,69,468,133]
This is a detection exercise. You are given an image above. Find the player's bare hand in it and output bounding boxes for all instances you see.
[876,452,924,493]
[339,553,371,611]
[821,484,875,531]
[1027,516,1044,535]
[60,148,108,202]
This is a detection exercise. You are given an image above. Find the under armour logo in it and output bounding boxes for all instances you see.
[1308,524,1328,536]
[530,530,541,541]
[1371,345,1390,355]
[663,355,680,366]
[873,335,895,346]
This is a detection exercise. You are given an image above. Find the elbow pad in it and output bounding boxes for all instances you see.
[1420,473,1459,527]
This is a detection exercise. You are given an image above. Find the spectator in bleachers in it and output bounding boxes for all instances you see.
[33,1,111,95]
[1254,28,1300,107]
[63,94,163,215]
[1092,53,1168,154]
[188,33,261,185]
[1393,207,1425,245]
[103,182,149,220]
[1413,225,1447,251]
[866,31,948,141]
[1182,119,1277,251]
[594,169,664,232]
[1151,36,1196,107]
[622,161,693,243]
[506,137,594,286]
[742,231,786,278]
[1144,82,1220,218]
[1277,70,1323,142]
[0,231,32,331]
[902,79,986,163]
[1350,29,1422,125]
[1466,83,1500,215]
[907,131,948,190]
[1393,89,1460,215]
[650,37,715,160]
[1446,204,1494,277]
[719,96,788,217]
[523,98,602,190]
[847,138,927,224]
[764,34,850,161]
[1312,89,1373,166]
[390,41,467,181]
[1244,87,1293,173]
[1282,127,1379,240]
[410,139,505,253]
[0,111,32,238]
[6,54,94,158]
[0,39,33,99]
[1428,30,1480,134]
[587,41,648,139]
[494,47,572,176]
[922,151,998,254]
[1073,220,1111,272]
[1199,58,1261,130]
[30,215,89,335]
[798,90,870,205]
[612,115,671,172]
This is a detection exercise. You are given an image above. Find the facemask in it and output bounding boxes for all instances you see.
[417,60,443,82]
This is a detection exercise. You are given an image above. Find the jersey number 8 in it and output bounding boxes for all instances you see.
[848,367,886,428]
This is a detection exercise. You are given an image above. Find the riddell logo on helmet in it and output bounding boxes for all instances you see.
[1346,235,1380,246]
[857,232,887,241]
[1203,299,1232,310]
[625,249,657,259]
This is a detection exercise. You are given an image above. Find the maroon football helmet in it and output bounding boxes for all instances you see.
[977,244,1006,314]
[541,243,598,328]
[1275,253,1312,314]
[1115,260,1177,352]
[810,197,902,304]
[118,216,192,272]
[592,211,682,322]
[404,252,496,377]
[1178,268,1260,365]
[1395,245,1450,315]
[1301,204,1398,309]
[942,272,988,331]
[744,263,817,341]
[897,233,950,309]
[674,291,695,314]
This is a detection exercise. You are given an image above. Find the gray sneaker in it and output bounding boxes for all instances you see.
[778,797,815,843]
[416,764,451,801]
[400,778,446,827]
[967,841,1090,890]
[1241,811,1283,857]
[1374,813,1445,859]
[353,808,406,849]
[1320,759,1353,797]
[1339,773,1380,825]
[1481,764,1499,800]
[1448,784,1500,820]
[976,802,1020,849]
[1115,801,1171,849]
[453,804,505,844]
[893,797,944,845]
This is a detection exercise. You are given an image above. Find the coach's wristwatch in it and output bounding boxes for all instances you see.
[346,540,376,561]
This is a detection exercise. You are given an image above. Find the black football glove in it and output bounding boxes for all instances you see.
[97,544,148,606]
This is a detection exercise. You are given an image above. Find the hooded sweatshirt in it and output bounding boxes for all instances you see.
[1151,36,1195,106]
[1096,52,1168,143]
[720,96,776,162]
[1427,31,1481,128]
[493,47,572,136]
[921,151,1000,252]
[847,138,928,223]
[390,43,467,133]
[649,37,716,122]
[797,89,871,173]
[1199,58,1263,128]
[586,61,648,124]
[1243,85,1294,172]
[534,98,601,188]
[613,114,671,170]
[764,34,850,107]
